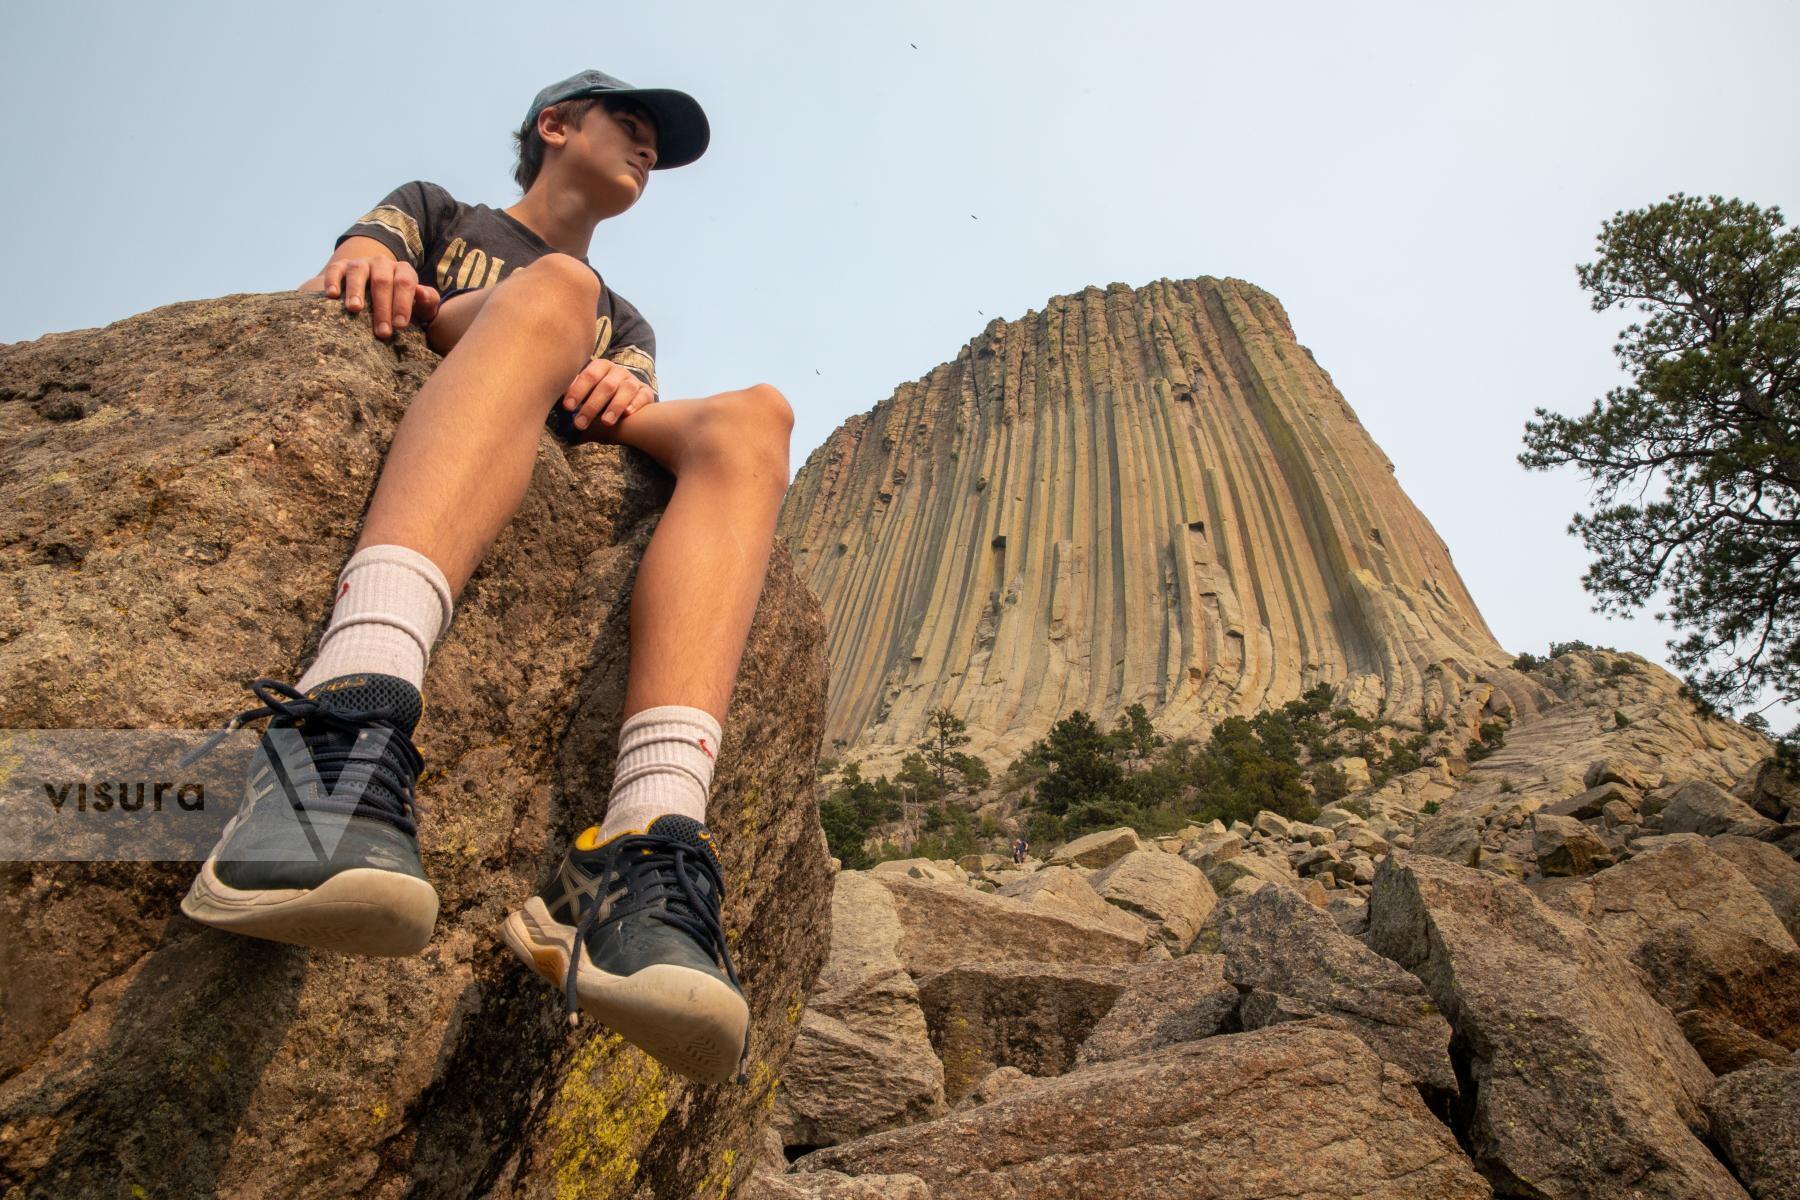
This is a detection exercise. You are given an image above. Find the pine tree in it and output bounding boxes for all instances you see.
[1520,194,1800,716]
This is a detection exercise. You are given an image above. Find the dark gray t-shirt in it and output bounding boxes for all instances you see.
[338,181,659,401]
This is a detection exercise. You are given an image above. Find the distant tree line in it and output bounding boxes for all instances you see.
[814,685,1483,864]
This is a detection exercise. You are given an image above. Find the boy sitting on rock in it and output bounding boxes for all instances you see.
[180,70,790,1084]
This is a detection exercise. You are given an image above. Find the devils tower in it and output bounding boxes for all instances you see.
[778,277,1520,768]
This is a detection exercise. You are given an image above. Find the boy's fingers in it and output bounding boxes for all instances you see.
[605,377,652,424]
[574,374,623,430]
[563,368,591,409]
[342,261,370,313]
[369,262,396,336]
[414,285,441,323]
[322,260,345,298]
[564,361,606,411]
[391,278,414,330]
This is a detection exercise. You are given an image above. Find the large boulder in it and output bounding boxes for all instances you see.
[1074,955,1240,1065]
[873,875,1145,977]
[914,961,1127,1103]
[1545,780,1640,821]
[1703,1054,1800,1200]
[1045,828,1145,869]
[744,1171,934,1199]
[995,865,1146,939]
[775,873,947,1148]
[1532,812,1611,877]
[1662,779,1777,837]
[1086,849,1216,951]
[1208,884,1456,1100]
[1709,833,1800,943]
[1731,756,1800,822]
[794,1023,1492,1199]
[1368,852,1745,1199]
[0,294,834,1199]
[1539,841,1800,1054]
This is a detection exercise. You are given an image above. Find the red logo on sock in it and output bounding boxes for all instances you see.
[699,737,714,759]
[339,581,350,599]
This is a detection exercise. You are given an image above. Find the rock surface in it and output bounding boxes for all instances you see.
[995,865,1146,939]
[915,961,1126,1103]
[1662,779,1776,837]
[1087,849,1216,950]
[1208,883,1456,1099]
[1073,955,1240,1065]
[794,1023,1492,1199]
[0,294,834,1199]
[744,1171,935,1200]
[1539,841,1800,1053]
[875,875,1145,976]
[776,873,947,1148]
[1368,852,1745,1198]
[1709,833,1800,943]
[1703,1054,1800,1200]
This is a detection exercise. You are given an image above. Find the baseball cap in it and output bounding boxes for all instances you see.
[524,69,710,170]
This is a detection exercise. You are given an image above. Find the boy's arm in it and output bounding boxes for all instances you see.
[299,235,440,341]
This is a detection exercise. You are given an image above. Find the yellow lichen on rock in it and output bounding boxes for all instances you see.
[544,1033,668,1200]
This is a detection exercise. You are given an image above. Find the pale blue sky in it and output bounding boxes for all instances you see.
[5,0,1797,723]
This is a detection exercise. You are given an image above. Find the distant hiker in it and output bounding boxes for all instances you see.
[181,71,782,1084]
[1013,837,1029,864]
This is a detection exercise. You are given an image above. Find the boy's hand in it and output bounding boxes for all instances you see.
[563,360,656,432]
[303,257,441,340]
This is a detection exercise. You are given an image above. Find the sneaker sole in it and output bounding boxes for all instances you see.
[181,855,438,957]
[500,896,749,1084]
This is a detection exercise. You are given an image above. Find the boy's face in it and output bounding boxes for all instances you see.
[545,102,660,218]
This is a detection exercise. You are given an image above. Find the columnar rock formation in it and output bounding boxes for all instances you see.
[779,277,1525,768]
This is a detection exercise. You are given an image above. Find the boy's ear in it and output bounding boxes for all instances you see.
[537,106,573,149]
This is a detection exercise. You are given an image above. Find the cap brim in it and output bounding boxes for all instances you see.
[596,86,710,170]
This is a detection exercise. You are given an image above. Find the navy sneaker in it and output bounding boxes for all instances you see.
[502,815,750,1084]
[180,674,439,957]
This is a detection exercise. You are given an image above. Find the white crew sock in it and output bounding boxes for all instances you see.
[297,544,454,693]
[597,705,724,839]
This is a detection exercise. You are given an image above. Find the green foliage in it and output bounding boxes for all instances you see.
[1464,718,1508,763]
[1520,194,1800,714]
[1109,703,1165,774]
[1549,639,1596,659]
[817,760,903,869]
[1189,716,1316,827]
[1615,709,1632,728]
[1512,651,1546,672]
[1034,711,1125,822]
[1310,763,1350,807]
[1421,799,1441,816]
[916,708,987,796]
[1679,680,1726,722]
[1742,711,1770,732]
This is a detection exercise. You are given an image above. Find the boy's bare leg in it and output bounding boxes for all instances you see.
[357,254,601,592]
[590,385,794,722]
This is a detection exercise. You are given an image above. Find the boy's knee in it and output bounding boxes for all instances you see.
[741,383,794,437]
[506,253,602,308]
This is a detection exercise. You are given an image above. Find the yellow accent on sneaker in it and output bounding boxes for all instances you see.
[574,824,660,851]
